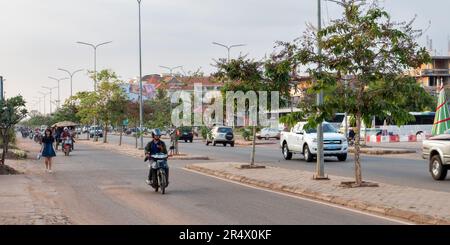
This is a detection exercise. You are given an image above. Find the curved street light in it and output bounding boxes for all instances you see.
[212,42,246,62]
[160,66,183,76]
[48,76,69,109]
[58,68,83,98]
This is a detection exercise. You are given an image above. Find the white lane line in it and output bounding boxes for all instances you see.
[182,168,413,225]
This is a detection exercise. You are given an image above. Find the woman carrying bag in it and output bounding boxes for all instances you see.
[40,129,57,173]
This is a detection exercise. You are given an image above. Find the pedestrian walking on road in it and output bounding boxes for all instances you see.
[40,129,57,173]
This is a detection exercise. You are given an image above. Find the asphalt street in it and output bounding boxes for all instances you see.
[33,138,401,225]
[106,135,450,193]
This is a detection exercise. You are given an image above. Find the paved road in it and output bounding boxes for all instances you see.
[32,139,400,225]
[106,135,450,193]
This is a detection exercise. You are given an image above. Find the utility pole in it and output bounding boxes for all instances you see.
[77,41,112,142]
[314,0,327,180]
[0,76,3,101]
[137,0,144,149]
[42,86,57,114]
[38,92,49,115]
[48,76,69,109]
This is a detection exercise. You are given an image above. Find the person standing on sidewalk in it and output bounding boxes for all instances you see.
[40,129,57,173]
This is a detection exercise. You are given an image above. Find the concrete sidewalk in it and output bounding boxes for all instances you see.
[0,161,70,225]
[186,162,450,225]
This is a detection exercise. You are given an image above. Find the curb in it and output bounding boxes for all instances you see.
[185,164,450,225]
[78,141,210,161]
[349,148,416,155]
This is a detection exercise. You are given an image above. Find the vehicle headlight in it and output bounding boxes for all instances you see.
[342,138,347,143]
[313,138,318,143]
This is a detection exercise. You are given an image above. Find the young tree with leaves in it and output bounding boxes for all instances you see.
[0,96,27,165]
[279,0,431,186]
[214,56,292,166]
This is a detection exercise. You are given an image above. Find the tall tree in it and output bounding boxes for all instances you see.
[214,56,292,166]
[279,0,431,186]
[0,96,27,165]
[92,70,128,143]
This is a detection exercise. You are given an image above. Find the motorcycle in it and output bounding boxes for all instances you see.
[146,153,169,195]
[62,138,73,156]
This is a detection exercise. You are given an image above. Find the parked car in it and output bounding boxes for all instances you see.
[280,122,348,162]
[89,126,103,138]
[206,126,235,147]
[257,128,281,140]
[422,134,450,180]
[179,129,194,143]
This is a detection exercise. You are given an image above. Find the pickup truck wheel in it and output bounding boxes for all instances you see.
[338,154,347,162]
[230,142,235,147]
[213,141,217,146]
[430,155,448,181]
[304,145,314,162]
[282,143,293,160]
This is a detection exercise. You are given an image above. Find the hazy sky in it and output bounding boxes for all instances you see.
[1,0,448,112]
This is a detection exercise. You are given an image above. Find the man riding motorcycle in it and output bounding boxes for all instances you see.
[145,129,169,187]
[61,127,74,151]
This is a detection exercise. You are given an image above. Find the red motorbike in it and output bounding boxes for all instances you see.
[62,137,73,156]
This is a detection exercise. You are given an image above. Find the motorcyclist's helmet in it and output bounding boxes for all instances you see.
[64,127,69,131]
[152,129,162,138]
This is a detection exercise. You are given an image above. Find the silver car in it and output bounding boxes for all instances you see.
[257,128,281,140]
[206,126,235,147]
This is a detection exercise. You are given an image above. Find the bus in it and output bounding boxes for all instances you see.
[339,112,436,137]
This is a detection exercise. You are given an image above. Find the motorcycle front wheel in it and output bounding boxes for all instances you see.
[158,169,167,195]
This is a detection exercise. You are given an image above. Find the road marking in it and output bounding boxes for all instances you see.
[182,168,413,225]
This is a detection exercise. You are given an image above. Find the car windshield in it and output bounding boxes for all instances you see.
[218,128,232,133]
[305,124,337,134]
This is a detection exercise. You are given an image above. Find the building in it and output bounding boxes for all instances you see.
[414,56,450,95]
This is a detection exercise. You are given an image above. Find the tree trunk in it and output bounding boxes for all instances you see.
[354,112,363,186]
[250,126,257,165]
[1,133,7,165]
[135,123,138,149]
[119,126,123,146]
[103,123,108,144]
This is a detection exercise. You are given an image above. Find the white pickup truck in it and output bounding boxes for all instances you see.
[422,134,450,180]
[280,122,349,162]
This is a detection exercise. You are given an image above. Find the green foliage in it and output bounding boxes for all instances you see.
[52,102,81,124]
[199,126,211,140]
[145,89,171,129]
[242,129,252,141]
[0,95,28,164]
[277,0,431,184]
[22,115,54,128]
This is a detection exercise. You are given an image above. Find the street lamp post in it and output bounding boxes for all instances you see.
[0,76,4,101]
[48,76,69,109]
[212,42,246,62]
[38,92,49,115]
[58,68,83,98]
[159,66,183,76]
[42,86,58,114]
[137,0,144,149]
[314,0,327,180]
[77,41,112,142]
[76,41,112,91]
[314,0,343,180]
[34,97,42,114]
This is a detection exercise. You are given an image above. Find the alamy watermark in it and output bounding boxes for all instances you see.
[170,84,280,128]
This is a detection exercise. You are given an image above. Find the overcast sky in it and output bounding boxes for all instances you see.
[1,0,448,112]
